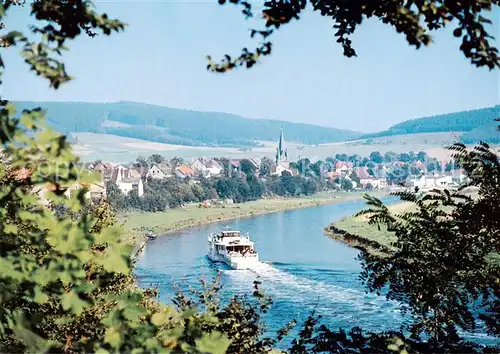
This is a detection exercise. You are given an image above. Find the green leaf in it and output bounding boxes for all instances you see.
[151,311,170,327]
[195,331,230,354]
[33,286,49,304]
[61,291,88,315]
[104,326,122,349]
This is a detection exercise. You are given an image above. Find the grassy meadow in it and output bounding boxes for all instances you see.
[72,131,476,163]
[325,202,415,254]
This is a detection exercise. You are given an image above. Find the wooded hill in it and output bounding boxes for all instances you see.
[13,101,362,148]
[359,105,499,144]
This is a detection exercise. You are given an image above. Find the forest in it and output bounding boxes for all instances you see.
[13,101,362,147]
[360,105,499,142]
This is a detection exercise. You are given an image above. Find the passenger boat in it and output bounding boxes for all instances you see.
[207,228,259,270]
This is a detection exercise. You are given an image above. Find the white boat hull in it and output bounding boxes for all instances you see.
[207,252,260,270]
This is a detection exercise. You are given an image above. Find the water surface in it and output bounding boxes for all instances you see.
[135,196,409,333]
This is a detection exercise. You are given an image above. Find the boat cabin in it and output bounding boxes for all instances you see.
[207,228,260,269]
[210,230,257,257]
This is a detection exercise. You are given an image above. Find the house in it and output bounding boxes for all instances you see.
[144,164,170,179]
[354,167,370,180]
[92,162,114,181]
[326,171,341,180]
[361,177,387,189]
[335,161,353,175]
[413,161,425,170]
[244,158,260,173]
[8,167,107,203]
[110,166,144,197]
[411,174,453,189]
[191,158,223,178]
[355,167,387,189]
[191,158,209,176]
[63,181,107,200]
[270,163,296,176]
[87,182,107,200]
[175,165,194,179]
[230,159,241,170]
[204,159,223,177]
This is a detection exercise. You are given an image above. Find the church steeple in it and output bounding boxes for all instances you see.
[276,128,287,163]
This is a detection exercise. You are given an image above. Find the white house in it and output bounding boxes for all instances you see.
[191,158,208,176]
[110,166,144,197]
[145,164,167,179]
[205,159,223,177]
[411,174,453,189]
[191,158,223,178]
[270,162,296,176]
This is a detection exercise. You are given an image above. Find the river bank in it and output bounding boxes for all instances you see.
[324,202,413,257]
[120,191,387,246]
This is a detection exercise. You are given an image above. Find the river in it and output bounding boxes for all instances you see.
[135,196,497,346]
[135,197,405,331]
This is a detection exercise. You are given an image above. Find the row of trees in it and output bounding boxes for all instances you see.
[107,170,328,212]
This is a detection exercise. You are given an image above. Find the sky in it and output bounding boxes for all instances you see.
[2,1,499,133]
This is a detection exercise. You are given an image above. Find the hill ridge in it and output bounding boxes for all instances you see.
[358,105,499,143]
[13,100,362,148]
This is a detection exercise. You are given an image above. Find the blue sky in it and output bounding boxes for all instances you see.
[2,1,499,132]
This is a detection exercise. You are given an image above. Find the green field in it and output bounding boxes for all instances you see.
[325,202,414,255]
[72,131,484,163]
[120,191,384,245]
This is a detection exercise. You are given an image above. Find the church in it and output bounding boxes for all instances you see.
[270,128,296,176]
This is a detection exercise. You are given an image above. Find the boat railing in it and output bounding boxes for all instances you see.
[223,252,258,259]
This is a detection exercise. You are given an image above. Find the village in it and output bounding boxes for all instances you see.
[80,129,470,204]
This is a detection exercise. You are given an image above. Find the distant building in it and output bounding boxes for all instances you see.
[410,174,453,189]
[205,159,223,177]
[275,128,288,164]
[269,128,295,176]
[335,161,353,175]
[92,162,114,181]
[355,167,387,189]
[191,158,223,178]
[144,163,172,179]
[270,163,296,176]
[110,166,144,197]
[175,165,194,179]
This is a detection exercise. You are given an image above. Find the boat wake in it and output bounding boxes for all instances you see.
[222,262,402,324]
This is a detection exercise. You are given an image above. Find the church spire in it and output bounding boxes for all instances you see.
[277,127,285,162]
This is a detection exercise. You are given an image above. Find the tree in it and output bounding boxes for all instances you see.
[207,1,499,73]
[0,2,230,353]
[134,155,148,167]
[259,156,274,177]
[335,153,348,162]
[417,151,428,162]
[147,154,164,165]
[357,143,500,344]
[349,170,360,184]
[341,178,353,191]
[240,158,257,176]
[384,151,397,163]
[169,156,184,169]
[106,181,127,210]
[369,151,384,164]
